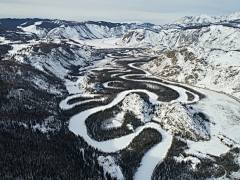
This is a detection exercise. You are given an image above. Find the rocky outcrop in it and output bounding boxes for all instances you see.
[154,100,210,141]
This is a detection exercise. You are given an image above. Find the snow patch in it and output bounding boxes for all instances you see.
[121,93,152,123]
[98,156,124,180]
[174,155,201,170]
[154,100,210,141]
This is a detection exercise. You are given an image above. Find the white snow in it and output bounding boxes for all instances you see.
[7,40,39,57]
[65,80,84,94]
[59,51,240,180]
[169,12,240,27]
[174,156,201,170]
[117,18,240,100]
[3,13,240,179]
[140,60,240,159]
[142,47,240,99]
[121,93,152,123]
[62,89,171,153]
[154,100,210,141]
[102,112,125,129]
[184,87,240,157]
[101,92,155,130]
[79,37,122,48]
[8,44,31,56]
[64,89,173,178]
[0,36,12,45]
[17,21,47,38]
[117,29,163,48]
[32,116,61,133]
[140,66,240,158]
[186,136,230,157]
[46,23,128,41]
[32,76,62,95]
[98,156,124,180]
[134,126,172,180]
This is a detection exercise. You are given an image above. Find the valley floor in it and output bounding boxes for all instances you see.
[60,50,240,180]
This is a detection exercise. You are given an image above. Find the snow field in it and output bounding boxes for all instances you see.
[61,53,240,179]
[82,37,123,49]
[185,88,240,157]
[98,156,124,180]
[139,62,240,168]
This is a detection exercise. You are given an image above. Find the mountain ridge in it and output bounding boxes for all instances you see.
[1,13,240,180]
[168,11,240,28]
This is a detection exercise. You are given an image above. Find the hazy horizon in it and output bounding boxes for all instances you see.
[0,0,240,25]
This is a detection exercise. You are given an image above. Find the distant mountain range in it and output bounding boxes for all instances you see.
[1,12,240,98]
[1,11,240,40]
[0,18,161,41]
[1,12,240,180]
[169,11,240,28]
[114,12,240,99]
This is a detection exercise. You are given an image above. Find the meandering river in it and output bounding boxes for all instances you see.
[60,54,201,180]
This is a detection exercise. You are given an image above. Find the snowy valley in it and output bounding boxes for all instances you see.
[0,12,240,180]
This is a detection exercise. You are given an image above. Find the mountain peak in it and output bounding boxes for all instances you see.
[228,11,240,21]
[170,14,215,26]
[169,12,240,27]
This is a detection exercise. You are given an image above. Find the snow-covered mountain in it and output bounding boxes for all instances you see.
[46,22,129,40]
[13,19,129,40]
[0,18,161,42]
[117,12,240,48]
[153,100,210,141]
[1,14,240,180]
[168,11,240,28]
[118,24,240,49]
[116,29,162,47]
[2,37,104,80]
[115,13,240,99]
[139,24,240,99]
[1,14,240,98]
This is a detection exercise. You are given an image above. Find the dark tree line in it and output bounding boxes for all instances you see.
[0,123,109,180]
[0,60,108,180]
